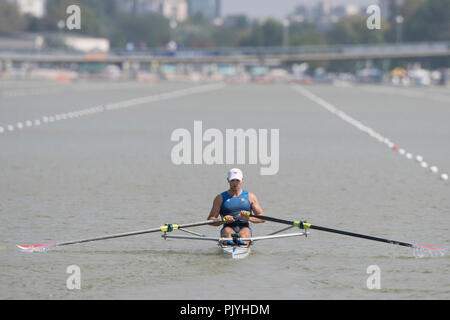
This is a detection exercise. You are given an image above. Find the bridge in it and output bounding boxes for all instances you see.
[1,41,449,66]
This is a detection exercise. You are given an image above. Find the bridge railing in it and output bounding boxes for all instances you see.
[0,41,449,61]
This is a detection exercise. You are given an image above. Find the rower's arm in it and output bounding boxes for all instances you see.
[248,193,265,223]
[207,194,223,226]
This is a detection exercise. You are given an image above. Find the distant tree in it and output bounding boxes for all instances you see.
[261,19,283,46]
[209,15,252,47]
[0,2,26,34]
[77,0,118,17]
[288,22,327,46]
[112,13,171,48]
[384,0,424,42]
[398,0,425,19]
[402,0,450,41]
[223,15,249,29]
[77,0,118,36]
[326,14,386,44]
[239,19,283,47]
[211,26,240,47]
[170,19,211,48]
[188,12,207,25]
[239,21,263,46]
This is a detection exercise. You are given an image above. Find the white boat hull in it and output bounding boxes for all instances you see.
[220,245,251,259]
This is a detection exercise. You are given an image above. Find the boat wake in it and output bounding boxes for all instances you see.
[412,245,446,258]
[16,243,56,253]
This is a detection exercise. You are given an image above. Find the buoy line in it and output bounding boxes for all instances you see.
[0,82,157,98]
[291,85,448,182]
[0,83,225,136]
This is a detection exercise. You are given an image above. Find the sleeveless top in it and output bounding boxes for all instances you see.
[220,189,251,226]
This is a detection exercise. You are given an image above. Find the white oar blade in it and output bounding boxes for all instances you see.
[17,243,56,252]
[412,244,446,258]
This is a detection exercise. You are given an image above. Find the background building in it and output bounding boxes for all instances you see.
[287,0,362,25]
[118,0,188,21]
[187,0,221,21]
[9,0,46,18]
[160,0,188,22]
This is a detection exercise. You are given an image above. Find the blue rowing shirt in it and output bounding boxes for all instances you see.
[220,190,252,227]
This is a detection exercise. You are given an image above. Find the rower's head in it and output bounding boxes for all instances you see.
[227,168,243,188]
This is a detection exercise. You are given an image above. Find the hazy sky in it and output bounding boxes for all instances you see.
[222,0,377,19]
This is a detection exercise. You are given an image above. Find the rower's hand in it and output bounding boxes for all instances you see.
[239,211,251,220]
[223,215,235,223]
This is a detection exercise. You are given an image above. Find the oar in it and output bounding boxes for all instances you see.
[246,213,446,256]
[17,218,225,252]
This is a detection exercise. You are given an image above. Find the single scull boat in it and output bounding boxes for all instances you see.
[17,214,445,259]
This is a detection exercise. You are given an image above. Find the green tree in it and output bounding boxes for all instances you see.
[326,14,386,44]
[77,0,118,36]
[210,15,252,47]
[288,22,327,46]
[171,18,213,48]
[240,19,283,47]
[223,15,249,29]
[402,0,450,41]
[112,13,171,48]
[239,22,263,46]
[0,2,26,34]
[398,0,425,19]
[261,19,283,46]
[384,0,424,42]
[211,26,240,47]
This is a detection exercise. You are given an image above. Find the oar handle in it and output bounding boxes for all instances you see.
[246,213,309,228]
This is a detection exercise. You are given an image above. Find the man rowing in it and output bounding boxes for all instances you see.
[207,168,265,245]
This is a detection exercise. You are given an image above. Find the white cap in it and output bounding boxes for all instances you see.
[227,168,243,181]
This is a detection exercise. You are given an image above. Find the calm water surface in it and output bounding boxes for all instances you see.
[0,80,449,299]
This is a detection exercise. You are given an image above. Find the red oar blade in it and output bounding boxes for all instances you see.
[17,243,57,252]
[412,244,446,258]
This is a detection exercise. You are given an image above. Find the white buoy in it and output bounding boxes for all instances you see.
[430,166,438,173]
[441,173,449,181]
[399,149,406,155]
[0,126,4,133]
[420,162,428,168]
[416,155,423,162]
[406,153,413,159]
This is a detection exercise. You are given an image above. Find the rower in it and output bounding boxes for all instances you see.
[207,168,265,245]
